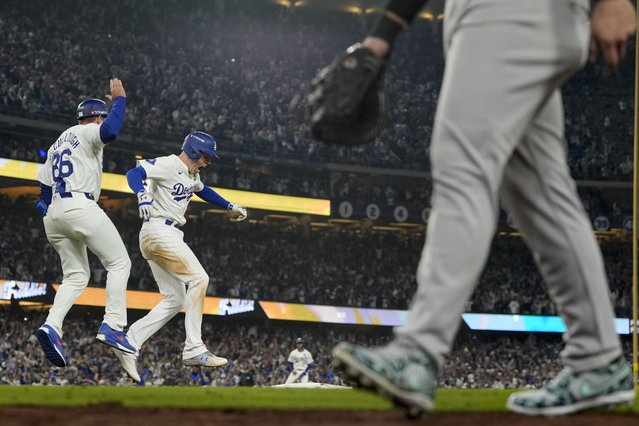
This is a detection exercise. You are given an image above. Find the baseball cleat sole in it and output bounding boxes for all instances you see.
[36,327,67,367]
[333,348,432,420]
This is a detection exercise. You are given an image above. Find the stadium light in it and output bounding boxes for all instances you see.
[344,5,363,15]
[419,11,434,20]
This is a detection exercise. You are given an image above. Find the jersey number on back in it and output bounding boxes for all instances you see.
[51,149,74,191]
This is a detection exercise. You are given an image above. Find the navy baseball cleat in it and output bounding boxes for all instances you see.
[507,357,635,416]
[36,324,67,367]
[96,323,137,354]
[332,342,437,419]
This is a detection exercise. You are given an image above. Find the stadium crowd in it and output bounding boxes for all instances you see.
[0,0,634,179]
[0,132,632,224]
[0,308,634,388]
[0,196,633,317]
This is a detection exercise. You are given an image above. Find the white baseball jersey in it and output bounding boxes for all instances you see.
[288,349,313,371]
[36,123,105,199]
[139,155,204,226]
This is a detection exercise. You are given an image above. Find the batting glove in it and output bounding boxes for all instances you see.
[35,200,48,217]
[137,190,153,220]
[228,203,248,222]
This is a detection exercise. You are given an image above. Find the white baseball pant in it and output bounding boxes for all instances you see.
[126,219,209,359]
[43,193,130,336]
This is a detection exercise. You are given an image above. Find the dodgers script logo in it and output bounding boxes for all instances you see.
[172,183,194,202]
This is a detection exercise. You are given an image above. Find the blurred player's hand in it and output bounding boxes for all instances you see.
[228,203,248,222]
[106,78,127,101]
[307,43,385,146]
[590,0,636,71]
[137,190,153,220]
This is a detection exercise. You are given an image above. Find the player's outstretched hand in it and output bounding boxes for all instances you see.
[137,190,153,220]
[590,0,636,71]
[228,203,248,222]
[106,78,126,101]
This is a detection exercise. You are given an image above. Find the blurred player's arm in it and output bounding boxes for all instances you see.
[195,186,247,221]
[99,78,127,144]
[363,0,429,59]
[306,0,428,146]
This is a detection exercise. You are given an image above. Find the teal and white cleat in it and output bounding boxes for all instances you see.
[507,357,635,416]
[332,342,437,419]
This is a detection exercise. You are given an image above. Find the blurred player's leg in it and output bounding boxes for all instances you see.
[394,0,588,368]
[43,215,90,336]
[334,0,594,417]
[126,259,186,350]
[83,203,131,331]
[500,90,634,415]
[499,90,621,370]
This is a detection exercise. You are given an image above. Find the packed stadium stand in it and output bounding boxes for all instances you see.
[0,0,636,397]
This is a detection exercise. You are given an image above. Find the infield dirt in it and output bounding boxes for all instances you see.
[2,405,638,426]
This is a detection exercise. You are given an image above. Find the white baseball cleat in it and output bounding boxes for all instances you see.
[183,351,228,368]
[112,348,141,383]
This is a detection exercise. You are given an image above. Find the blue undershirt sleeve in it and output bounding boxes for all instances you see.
[195,186,231,209]
[126,166,147,194]
[40,183,52,205]
[99,96,126,143]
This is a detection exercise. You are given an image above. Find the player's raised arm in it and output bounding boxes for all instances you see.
[98,78,127,143]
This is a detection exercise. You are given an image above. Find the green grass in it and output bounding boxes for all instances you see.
[0,386,637,413]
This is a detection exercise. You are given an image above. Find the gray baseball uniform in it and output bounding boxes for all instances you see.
[394,0,622,373]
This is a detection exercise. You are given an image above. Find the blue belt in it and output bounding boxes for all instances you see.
[57,192,95,200]
[143,218,181,228]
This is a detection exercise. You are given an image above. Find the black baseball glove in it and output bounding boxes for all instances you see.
[307,44,385,146]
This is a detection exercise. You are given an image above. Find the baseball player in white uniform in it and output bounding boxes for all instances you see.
[331,0,637,418]
[34,78,137,368]
[112,131,247,382]
[285,337,314,384]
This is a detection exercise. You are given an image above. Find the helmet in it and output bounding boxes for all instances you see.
[295,337,304,345]
[182,131,219,160]
[76,99,109,120]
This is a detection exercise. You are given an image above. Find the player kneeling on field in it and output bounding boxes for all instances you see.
[112,131,247,383]
[285,337,313,384]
